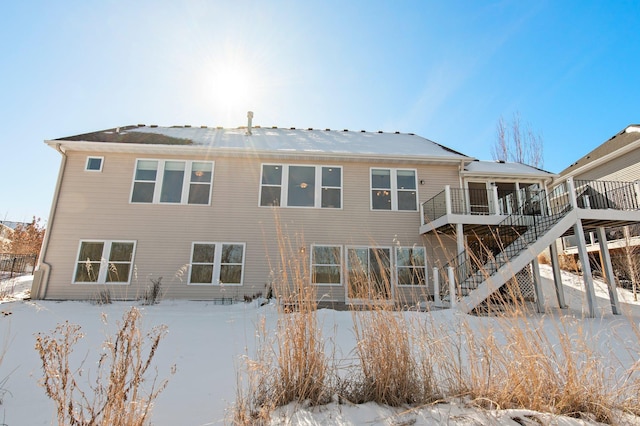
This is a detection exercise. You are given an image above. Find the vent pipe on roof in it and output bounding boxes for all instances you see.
[246,111,254,135]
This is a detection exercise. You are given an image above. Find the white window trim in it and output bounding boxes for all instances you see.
[310,244,343,286]
[188,242,246,286]
[130,159,214,205]
[344,245,394,302]
[73,239,136,285]
[85,156,104,172]
[395,246,428,287]
[370,168,418,211]
[259,163,343,209]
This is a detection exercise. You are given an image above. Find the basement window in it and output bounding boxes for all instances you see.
[73,240,136,284]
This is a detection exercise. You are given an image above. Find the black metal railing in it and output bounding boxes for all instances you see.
[0,253,37,278]
[422,187,549,225]
[422,190,447,222]
[574,180,638,211]
[438,183,573,297]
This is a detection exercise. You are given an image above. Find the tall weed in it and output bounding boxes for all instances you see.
[35,307,172,426]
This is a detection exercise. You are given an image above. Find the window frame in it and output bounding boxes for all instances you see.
[259,163,343,209]
[130,159,214,205]
[73,239,136,285]
[187,242,246,286]
[345,245,393,301]
[85,156,104,172]
[370,168,418,211]
[395,246,428,287]
[310,244,343,286]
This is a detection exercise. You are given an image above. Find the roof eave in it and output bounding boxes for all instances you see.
[556,135,640,183]
[46,140,472,164]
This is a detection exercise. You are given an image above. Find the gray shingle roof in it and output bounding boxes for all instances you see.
[57,124,471,161]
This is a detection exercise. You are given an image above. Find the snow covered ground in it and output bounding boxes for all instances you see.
[0,267,638,425]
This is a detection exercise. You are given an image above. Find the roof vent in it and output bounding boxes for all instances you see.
[408,133,414,135]
[360,130,366,133]
[394,131,400,134]
[150,124,158,128]
[343,129,349,132]
[200,125,207,128]
[185,125,191,128]
[137,124,145,127]
[325,128,331,131]
[272,126,278,129]
[307,127,313,130]
[246,111,254,135]
[290,127,296,130]
[378,130,383,133]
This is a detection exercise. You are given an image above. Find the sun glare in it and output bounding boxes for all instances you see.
[209,61,256,110]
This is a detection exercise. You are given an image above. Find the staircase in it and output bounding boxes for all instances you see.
[440,186,576,313]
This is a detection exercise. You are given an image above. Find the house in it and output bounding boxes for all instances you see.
[30,115,640,316]
[0,222,15,247]
[556,124,640,293]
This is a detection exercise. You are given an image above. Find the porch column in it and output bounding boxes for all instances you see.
[515,182,523,212]
[567,177,578,209]
[596,226,621,315]
[448,266,456,308]
[433,267,442,307]
[574,220,597,318]
[491,184,500,215]
[444,185,452,215]
[634,180,640,208]
[531,257,545,313]
[456,223,465,256]
[548,243,568,309]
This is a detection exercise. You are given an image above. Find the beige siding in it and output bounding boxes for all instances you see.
[42,151,461,303]
[575,149,640,182]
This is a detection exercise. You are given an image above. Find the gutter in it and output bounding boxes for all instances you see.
[32,142,67,300]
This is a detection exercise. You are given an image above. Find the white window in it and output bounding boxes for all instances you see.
[311,245,342,286]
[371,168,417,211]
[130,159,214,205]
[346,246,392,300]
[85,156,103,172]
[73,240,136,284]
[188,242,245,285]
[259,164,342,208]
[395,246,427,286]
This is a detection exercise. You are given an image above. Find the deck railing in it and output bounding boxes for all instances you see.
[434,178,640,302]
[574,180,639,211]
[422,186,545,225]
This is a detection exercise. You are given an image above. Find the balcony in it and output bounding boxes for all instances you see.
[420,186,543,234]
[420,179,640,235]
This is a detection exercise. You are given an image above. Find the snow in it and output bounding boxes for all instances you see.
[126,126,472,160]
[0,269,639,425]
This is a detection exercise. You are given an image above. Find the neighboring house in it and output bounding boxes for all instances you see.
[31,116,640,316]
[556,124,640,289]
[0,222,14,247]
[0,220,29,248]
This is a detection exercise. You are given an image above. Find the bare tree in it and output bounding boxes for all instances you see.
[492,112,544,168]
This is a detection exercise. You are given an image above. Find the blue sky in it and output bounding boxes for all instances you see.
[1,0,639,222]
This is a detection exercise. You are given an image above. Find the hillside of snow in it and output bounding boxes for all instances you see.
[0,267,638,425]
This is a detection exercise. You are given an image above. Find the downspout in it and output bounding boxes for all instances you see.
[32,143,67,300]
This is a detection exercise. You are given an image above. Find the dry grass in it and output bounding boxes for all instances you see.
[35,307,172,426]
[234,217,640,424]
[233,221,331,424]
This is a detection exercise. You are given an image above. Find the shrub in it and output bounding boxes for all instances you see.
[34,307,172,425]
[141,277,163,305]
